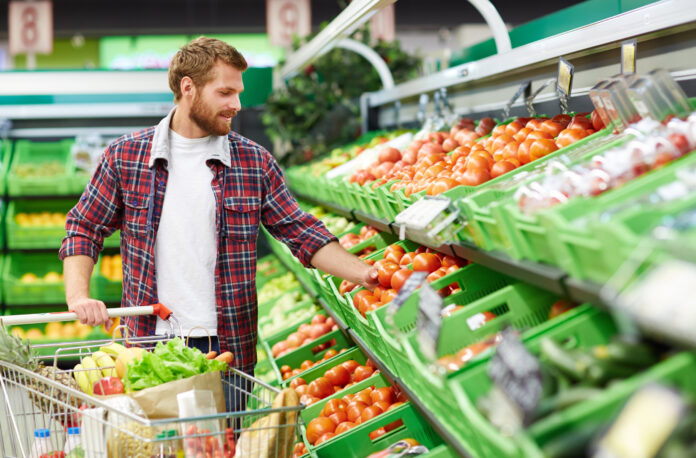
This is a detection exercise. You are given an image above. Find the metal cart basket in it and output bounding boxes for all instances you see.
[0,305,305,458]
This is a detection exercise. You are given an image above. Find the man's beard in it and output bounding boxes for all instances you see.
[189,93,236,136]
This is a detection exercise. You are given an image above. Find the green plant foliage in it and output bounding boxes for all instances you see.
[263,20,421,166]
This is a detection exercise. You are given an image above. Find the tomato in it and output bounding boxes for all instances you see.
[295,384,309,396]
[335,421,356,435]
[388,401,406,411]
[529,138,558,161]
[551,114,572,127]
[505,120,524,135]
[290,377,307,389]
[315,432,336,446]
[476,117,496,136]
[352,290,373,308]
[548,300,575,319]
[368,427,387,441]
[426,267,448,284]
[500,141,519,161]
[517,138,533,164]
[391,269,413,292]
[280,365,291,374]
[375,260,400,288]
[361,405,384,423]
[308,377,334,399]
[555,128,588,148]
[372,286,386,303]
[357,295,380,315]
[378,147,401,163]
[428,178,459,196]
[300,394,320,406]
[525,118,545,130]
[568,115,592,130]
[325,365,350,387]
[466,154,490,172]
[513,126,532,143]
[384,419,404,432]
[591,109,605,131]
[346,401,368,422]
[353,365,375,383]
[328,410,348,426]
[323,349,338,360]
[381,288,398,304]
[383,244,405,264]
[371,387,395,404]
[539,120,564,137]
[490,160,517,179]
[399,252,416,267]
[412,253,442,273]
[300,360,313,371]
[526,130,553,141]
[341,359,360,374]
[338,279,357,295]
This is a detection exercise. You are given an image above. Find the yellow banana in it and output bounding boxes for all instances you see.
[81,356,101,389]
[99,342,127,358]
[92,351,117,377]
[73,363,92,395]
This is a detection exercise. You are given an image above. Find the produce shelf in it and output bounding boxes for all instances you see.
[564,276,604,306]
[351,209,392,235]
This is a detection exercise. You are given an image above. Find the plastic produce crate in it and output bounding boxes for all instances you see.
[281,346,366,388]
[0,139,13,195]
[90,255,122,303]
[540,149,696,282]
[369,263,513,379]
[8,139,76,196]
[3,252,66,305]
[448,307,696,458]
[6,199,74,249]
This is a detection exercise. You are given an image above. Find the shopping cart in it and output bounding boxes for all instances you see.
[0,305,305,458]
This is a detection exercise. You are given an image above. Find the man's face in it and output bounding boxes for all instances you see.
[189,61,245,136]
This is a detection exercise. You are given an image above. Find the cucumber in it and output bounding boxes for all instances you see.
[577,351,642,385]
[540,338,586,381]
[593,339,658,368]
[550,386,603,411]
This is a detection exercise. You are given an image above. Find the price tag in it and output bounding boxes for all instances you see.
[525,78,555,117]
[395,197,450,240]
[416,282,443,361]
[621,39,637,75]
[487,328,542,427]
[557,57,575,114]
[502,80,531,120]
[387,271,427,314]
[616,259,696,347]
[595,384,684,457]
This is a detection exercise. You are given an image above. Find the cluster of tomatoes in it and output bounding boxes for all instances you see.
[304,385,408,447]
[183,425,236,458]
[289,358,379,406]
[339,243,467,317]
[280,348,345,381]
[271,314,339,359]
[338,225,381,258]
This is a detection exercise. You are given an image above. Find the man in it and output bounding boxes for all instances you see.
[60,37,378,376]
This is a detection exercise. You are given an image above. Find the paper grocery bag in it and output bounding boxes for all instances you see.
[129,371,225,419]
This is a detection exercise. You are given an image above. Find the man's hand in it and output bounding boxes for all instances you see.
[68,297,112,327]
[361,266,379,291]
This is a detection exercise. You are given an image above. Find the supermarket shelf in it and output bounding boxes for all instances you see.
[316,297,349,335]
[451,241,568,296]
[564,276,605,306]
[352,209,393,234]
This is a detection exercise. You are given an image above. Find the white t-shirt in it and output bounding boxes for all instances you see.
[154,129,218,337]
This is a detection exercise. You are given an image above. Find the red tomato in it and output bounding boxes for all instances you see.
[428,178,459,196]
[391,269,413,292]
[513,127,532,143]
[375,260,400,288]
[300,360,313,371]
[539,120,564,137]
[353,365,375,382]
[399,252,416,267]
[361,405,384,423]
[334,421,356,435]
[490,160,517,178]
[315,432,336,446]
[378,147,401,163]
[551,114,572,127]
[308,377,334,399]
[306,417,335,444]
[352,290,373,308]
[591,109,605,131]
[295,384,309,396]
[323,349,338,360]
[505,120,524,135]
[555,128,588,148]
[412,253,442,273]
[384,419,405,432]
[371,387,395,404]
[324,365,350,387]
[568,115,592,130]
[388,401,406,411]
[339,280,358,295]
[381,289,398,304]
[548,300,576,319]
[526,130,554,141]
[353,388,374,405]
[290,377,307,389]
[517,138,533,164]
[346,401,368,422]
[280,365,291,374]
[328,410,348,426]
[341,360,360,374]
[369,427,387,440]
[383,244,405,264]
[529,139,558,161]
[426,267,448,284]
[525,118,545,130]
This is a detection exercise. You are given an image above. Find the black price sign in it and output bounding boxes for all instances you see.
[557,57,575,114]
[386,271,427,331]
[416,282,443,361]
[503,80,531,120]
[621,39,637,75]
[488,328,542,426]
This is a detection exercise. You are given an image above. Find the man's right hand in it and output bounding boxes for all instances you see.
[68,297,112,327]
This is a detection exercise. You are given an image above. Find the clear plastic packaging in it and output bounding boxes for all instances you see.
[63,427,81,455]
[29,428,54,458]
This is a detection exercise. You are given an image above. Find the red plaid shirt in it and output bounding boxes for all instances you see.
[59,126,335,372]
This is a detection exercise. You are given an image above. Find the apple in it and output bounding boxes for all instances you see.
[93,377,124,395]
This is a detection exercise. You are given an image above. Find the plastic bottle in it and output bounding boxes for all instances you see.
[151,430,177,458]
[63,427,81,454]
[28,428,53,458]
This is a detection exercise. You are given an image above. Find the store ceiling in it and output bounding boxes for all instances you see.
[0,0,586,39]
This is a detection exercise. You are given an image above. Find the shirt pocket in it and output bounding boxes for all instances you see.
[122,190,151,238]
[223,195,261,241]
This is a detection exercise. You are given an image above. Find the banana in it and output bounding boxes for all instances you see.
[99,342,127,358]
[81,356,101,389]
[92,351,117,377]
[73,363,92,395]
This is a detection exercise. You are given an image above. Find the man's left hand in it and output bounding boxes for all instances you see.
[362,266,379,291]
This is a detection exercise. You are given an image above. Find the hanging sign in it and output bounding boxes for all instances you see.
[8,1,53,55]
[557,57,575,114]
[621,39,637,75]
[266,0,311,47]
[503,80,531,120]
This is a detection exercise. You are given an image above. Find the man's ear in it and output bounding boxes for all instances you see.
[180,76,195,100]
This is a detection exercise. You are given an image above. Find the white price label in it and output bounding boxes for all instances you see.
[8,1,53,55]
[395,197,450,231]
[621,39,637,75]
[266,0,311,47]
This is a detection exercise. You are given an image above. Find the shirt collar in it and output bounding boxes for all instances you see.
[149,106,232,168]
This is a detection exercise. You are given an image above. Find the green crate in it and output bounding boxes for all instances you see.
[263,312,350,383]
[449,307,696,457]
[369,263,513,380]
[102,230,121,248]
[375,180,402,221]
[3,252,66,305]
[459,131,622,254]
[6,320,111,356]
[8,139,76,196]
[282,346,367,388]
[307,403,444,458]
[90,254,122,303]
[540,149,696,282]
[6,199,74,249]
[0,139,13,196]
[259,300,319,342]
[399,282,557,437]
[0,200,6,249]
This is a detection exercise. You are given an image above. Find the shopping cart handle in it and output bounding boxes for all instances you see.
[0,304,174,326]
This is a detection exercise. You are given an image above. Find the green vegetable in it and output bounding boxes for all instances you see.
[594,339,658,368]
[126,338,227,391]
[66,446,86,458]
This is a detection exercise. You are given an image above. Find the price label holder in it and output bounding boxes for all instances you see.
[557,57,575,114]
[621,39,637,75]
[525,78,555,117]
[386,271,428,332]
[415,282,444,362]
[417,93,430,126]
[502,80,531,120]
[593,384,685,458]
[394,197,458,246]
[487,328,543,431]
[439,87,458,125]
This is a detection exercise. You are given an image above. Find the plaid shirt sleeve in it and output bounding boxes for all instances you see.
[59,145,123,263]
[261,150,337,267]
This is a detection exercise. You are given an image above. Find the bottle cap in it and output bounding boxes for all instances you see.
[34,428,50,438]
[67,427,81,435]
[166,429,177,437]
